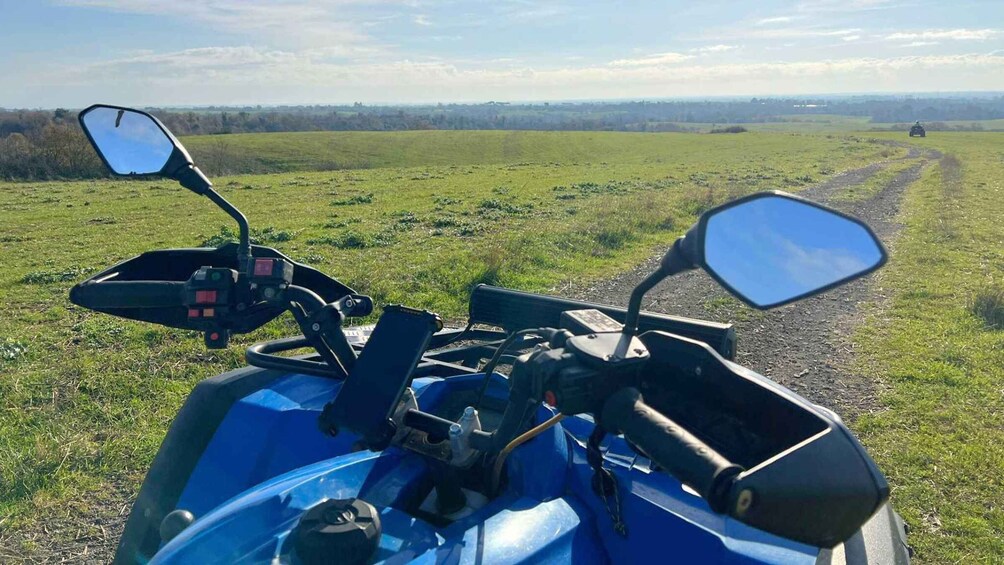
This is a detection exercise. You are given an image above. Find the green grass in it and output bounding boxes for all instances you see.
[651,117,1004,135]
[181,129,729,174]
[853,133,1004,561]
[831,156,924,202]
[0,130,895,541]
[179,128,908,175]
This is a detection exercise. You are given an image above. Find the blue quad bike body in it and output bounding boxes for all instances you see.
[70,105,912,564]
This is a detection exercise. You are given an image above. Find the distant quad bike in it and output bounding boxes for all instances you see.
[73,104,912,564]
[909,122,926,137]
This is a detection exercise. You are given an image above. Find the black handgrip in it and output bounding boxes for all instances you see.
[601,387,743,513]
[70,281,186,309]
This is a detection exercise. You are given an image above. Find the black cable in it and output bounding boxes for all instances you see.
[473,328,540,410]
[438,321,474,347]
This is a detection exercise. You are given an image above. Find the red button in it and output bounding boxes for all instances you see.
[254,259,273,276]
[195,290,217,304]
[188,308,200,318]
[544,390,557,407]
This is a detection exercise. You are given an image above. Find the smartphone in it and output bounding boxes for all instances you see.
[323,305,442,446]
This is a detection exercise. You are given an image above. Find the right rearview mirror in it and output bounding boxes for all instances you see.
[697,192,886,309]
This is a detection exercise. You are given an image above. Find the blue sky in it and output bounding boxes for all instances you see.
[1,0,1002,108]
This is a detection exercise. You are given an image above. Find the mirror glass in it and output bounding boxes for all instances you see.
[703,195,884,308]
[80,107,174,175]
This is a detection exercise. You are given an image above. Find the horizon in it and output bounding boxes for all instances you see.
[5,90,1004,113]
[2,1,1003,108]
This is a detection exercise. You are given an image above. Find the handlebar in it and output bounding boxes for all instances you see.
[601,387,743,513]
[70,280,186,310]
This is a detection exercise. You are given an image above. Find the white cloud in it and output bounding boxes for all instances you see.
[885,29,1001,41]
[11,1,1002,106]
[756,16,797,25]
[56,48,1004,105]
[722,25,863,41]
[608,52,693,67]
[58,0,402,48]
[796,0,909,13]
[731,26,863,40]
[690,44,738,54]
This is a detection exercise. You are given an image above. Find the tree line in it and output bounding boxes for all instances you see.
[2,96,1003,180]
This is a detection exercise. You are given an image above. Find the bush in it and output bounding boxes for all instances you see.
[709,126,748,134]
[332,193,374,206]
[309,231,374,249]
[477,198,532,217]
[0,339,28,362]
[0,122,105,180]
[971,285,1004,330]
[21,266,93,285]
[200,225,297,247]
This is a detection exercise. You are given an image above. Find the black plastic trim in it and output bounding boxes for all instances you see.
[469,285,736,359]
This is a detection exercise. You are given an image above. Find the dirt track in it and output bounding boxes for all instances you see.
[572,145,938,417]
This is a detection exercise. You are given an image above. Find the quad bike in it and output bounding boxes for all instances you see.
[909,122,926,137]
[72,104,911,564]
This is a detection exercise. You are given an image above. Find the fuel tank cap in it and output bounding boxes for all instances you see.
[291,498,381,565]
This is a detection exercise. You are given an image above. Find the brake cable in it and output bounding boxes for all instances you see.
[490,412,565,495]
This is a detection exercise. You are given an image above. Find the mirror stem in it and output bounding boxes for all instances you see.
[623,237,695,335]
[204,188,252,275]
[624,267,668,335]
[173,164,253,274]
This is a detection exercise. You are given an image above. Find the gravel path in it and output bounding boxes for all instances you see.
[571,145,939,417]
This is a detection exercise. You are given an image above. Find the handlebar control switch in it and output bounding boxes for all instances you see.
[184,267,238,322]
[250,257,294,302]
[204,329,230,349]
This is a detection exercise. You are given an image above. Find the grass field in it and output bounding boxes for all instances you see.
[179,127,900,175]
[0,130,896,540]
[854,133,1004,561]
[1,126,1002,561]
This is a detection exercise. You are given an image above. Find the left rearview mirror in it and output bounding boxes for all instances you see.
[77,102,252,276]
[78,104,213,196]
[79,105,182,176]
[696,192,886,309]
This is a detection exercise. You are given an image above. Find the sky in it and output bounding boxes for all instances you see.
[1,0,1002,108]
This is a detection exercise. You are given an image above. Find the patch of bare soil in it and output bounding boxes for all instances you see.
[0,479,132,564]
[572,147,939,418]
